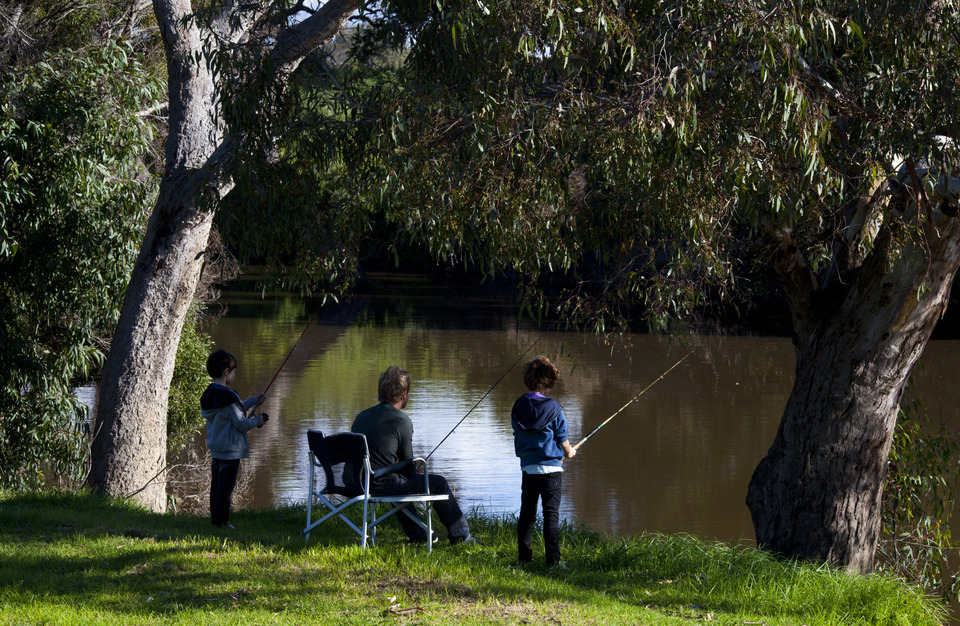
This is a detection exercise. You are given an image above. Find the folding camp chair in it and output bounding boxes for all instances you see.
[303,429,449,552]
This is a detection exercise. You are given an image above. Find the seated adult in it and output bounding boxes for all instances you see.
[351,365,479,545]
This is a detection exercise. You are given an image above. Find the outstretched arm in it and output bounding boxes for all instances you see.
[230,404,264,432]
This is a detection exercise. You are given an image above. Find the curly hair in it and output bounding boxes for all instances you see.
[522,356,559,392]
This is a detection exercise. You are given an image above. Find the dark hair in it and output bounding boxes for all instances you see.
[378,365,411,404]
[522,356,559,392]
[206,349,238,379]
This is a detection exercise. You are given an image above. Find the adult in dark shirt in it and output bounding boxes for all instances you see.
[351,365,478,545]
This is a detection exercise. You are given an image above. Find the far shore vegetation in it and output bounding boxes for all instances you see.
[0,491,944,625]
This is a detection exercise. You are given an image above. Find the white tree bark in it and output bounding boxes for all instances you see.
[89,0,357,511]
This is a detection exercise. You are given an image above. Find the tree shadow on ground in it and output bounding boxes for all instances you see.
[0,493,936,624]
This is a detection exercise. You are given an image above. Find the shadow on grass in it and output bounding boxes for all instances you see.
[0,491,355,618]
[2,489,328,542]
[0,492,943,624]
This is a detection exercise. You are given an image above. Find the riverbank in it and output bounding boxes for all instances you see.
[1,492,943,625]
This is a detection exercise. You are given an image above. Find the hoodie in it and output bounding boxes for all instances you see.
[511,392,568,469]
[200,383,264,460]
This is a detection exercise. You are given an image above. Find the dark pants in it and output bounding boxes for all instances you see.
[376,473,470,541]
[210,458,240,526]
[518,472,562,565]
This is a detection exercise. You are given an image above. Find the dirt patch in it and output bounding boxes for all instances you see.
[443,599,577,624]
[362,575,581,624]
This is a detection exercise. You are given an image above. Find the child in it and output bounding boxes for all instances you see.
[200,349,268,529]
[511,355,576,566]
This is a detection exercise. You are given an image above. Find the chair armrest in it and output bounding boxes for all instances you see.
[372,459,415,479]
[412,457,431,493]
[373,458,433,493]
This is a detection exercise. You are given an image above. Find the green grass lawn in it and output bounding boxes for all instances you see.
[0,491,945,625]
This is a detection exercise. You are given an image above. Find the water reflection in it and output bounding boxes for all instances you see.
[200,274,960,548]
[201,276,799,545]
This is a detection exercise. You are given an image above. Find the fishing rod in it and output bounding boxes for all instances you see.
[261,304,324,398]
[573,350,694,452]
[426,332,545,460]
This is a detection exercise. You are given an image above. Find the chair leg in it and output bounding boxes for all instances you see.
[425,502,433,553]
[305,461,315,542]
[361,498,369,548]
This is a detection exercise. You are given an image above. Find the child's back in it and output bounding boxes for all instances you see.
[511,356,575,566]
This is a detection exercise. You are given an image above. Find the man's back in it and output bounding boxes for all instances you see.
[351,403,415,491]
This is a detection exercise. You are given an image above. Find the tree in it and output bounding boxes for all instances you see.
[88,0,361,511]
[0,40,161,488]
[352,1,960,572]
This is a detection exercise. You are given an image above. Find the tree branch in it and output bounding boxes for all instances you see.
[272,0,357,74]
[1,4,24,40]
[137,101,169,117]
[788,46,843,103]
[207,0,268,44]
[764,225,820,337]
[822,180,889,292]
[123,0,152,38]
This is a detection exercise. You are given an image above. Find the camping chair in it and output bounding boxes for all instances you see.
[303,429,449,552]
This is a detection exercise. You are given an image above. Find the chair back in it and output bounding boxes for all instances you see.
[307,430,368,497]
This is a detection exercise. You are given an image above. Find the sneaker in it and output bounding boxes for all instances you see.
[547,561,568,573]
[449,534,482,546]
[213,523,235,530]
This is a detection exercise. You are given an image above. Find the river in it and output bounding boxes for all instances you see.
[192,273,960,551]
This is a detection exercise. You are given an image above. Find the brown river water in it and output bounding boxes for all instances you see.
[198,273,960,550]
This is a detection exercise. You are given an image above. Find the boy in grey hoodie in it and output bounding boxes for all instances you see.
[200,349,268,528]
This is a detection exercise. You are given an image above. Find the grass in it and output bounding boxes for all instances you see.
[0,491,946,625]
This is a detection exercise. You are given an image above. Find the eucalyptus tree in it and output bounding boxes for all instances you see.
[359,1,960,572]
[87,0,361,511]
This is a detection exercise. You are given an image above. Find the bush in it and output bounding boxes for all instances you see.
[877,391,960,600]
[167,306,214,459]
[0,42,160,489]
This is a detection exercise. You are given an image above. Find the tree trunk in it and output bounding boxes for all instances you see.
[747,207,960,572]
[88,0,358,511]
[88,0,223,510]
[88,183,216,510]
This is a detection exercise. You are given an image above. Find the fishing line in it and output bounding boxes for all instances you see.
[573,350,694,452]
[261,304,324,397]
[426,332,545,460]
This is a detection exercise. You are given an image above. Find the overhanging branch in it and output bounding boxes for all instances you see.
[272,0,357,74]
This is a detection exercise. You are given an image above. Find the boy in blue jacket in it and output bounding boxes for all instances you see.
[511,355,575,566]
[200,349,268,528]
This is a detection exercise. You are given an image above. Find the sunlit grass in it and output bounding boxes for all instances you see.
[0,491,944,625]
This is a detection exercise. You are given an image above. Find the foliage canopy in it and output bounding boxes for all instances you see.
[334,1,960,331]
[0,41,161,488]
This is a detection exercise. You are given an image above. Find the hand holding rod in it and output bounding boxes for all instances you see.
[573,351,694,452]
